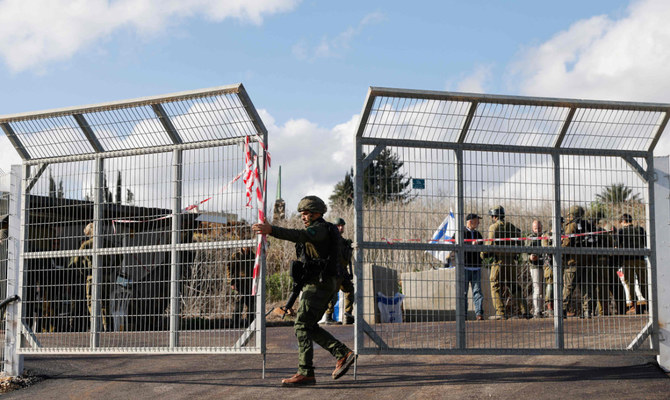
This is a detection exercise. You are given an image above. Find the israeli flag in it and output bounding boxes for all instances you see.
[426,210,456,264]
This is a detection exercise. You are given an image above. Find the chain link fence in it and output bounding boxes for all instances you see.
[353,88,668,354]
[0,84,268,358]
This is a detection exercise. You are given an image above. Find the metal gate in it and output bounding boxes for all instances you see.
[353,88,668,355]
[0,84,268,356]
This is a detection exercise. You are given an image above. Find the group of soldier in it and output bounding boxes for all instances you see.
[463,205,648,320]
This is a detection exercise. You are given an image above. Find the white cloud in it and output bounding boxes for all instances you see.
[0,135,22,191]
[260,109,359,213]
[510,0,670,109]
[0,0,300,72]
[292,11,384,61]
[449,64,494,93]
[509,0,670,157]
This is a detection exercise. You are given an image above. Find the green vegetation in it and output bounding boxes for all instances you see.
[595,183,641,204]
[265,271,292,303]
[330,149,412,207]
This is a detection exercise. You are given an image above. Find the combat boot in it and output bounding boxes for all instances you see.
[281,373,316,387]
[332,351,357,380]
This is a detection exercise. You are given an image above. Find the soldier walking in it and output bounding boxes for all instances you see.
[252,196,356,386]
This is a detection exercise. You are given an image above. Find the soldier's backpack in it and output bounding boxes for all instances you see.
[325,221,348,279]
[295,221,346,282]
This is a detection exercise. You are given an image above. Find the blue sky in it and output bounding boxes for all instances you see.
[1,0,668,210]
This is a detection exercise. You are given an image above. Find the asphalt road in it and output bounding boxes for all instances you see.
[4,324,670,399]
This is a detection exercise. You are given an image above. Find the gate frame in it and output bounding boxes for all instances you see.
[1,84,269,367]
[353,87,669,356]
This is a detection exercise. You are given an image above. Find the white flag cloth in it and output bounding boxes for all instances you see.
[426,210,456,264]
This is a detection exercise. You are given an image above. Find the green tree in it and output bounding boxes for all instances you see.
[115,171,122,204]
[48,170,64,198]
[329,168,354,207]
[595,183,640,203]
[330,149,412,207]
[102,172,113,203]
[48,171,57,198]
[87,170,133,204]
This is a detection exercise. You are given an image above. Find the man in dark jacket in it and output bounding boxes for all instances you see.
[252,195,356,386]
[463,213,484,320]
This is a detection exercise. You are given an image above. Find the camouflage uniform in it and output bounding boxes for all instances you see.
[325,236,354,323]
[483,207,527,318]
[561,206,596,318]
[229,247,256,327]
[69,237,122,331]
[268,197,352,378]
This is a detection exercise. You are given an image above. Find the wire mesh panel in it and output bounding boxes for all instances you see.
[354,87,669,355]
[0,190,9,369]
[0,84,268,354]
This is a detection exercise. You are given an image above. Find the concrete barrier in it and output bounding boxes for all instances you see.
[400,267,493,321]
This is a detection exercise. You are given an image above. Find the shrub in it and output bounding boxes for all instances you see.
[265,271,292,303]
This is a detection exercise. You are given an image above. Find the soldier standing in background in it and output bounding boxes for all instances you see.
[593,218,616,316]
[562,205,596,318]
[323,218,354,325]
[69,222,121,331]
[483,206,528,319]
[229,246,256,327]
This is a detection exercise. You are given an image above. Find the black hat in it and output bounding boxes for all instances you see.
[619,213,633,224]
[466,213,480,221]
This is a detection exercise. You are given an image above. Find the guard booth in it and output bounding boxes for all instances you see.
[0,84,269,376]
[353,88,669,355]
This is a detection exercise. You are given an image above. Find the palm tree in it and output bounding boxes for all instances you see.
[595,183,640,203]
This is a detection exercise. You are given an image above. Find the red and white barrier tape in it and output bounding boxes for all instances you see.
[250,135,269,296]
[111,135,268,235]
[109,134,270,296]
[382,229,613,245]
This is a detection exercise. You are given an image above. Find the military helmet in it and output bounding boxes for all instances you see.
[334,217,346,226]
[297,195,327,214]
[568,205,585,219]
[488,205,505,218]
